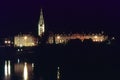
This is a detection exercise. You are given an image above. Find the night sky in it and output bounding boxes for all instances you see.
[0,0,120,36]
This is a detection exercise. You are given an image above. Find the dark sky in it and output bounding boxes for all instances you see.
[0,0,120,36]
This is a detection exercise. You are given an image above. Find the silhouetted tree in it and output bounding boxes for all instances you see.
[83,39,93,46]
[39,32,49,45]
[67,39,82,46]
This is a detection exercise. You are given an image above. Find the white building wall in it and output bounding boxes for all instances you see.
[14,34,38,47]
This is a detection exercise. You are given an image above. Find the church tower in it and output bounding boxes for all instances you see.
[38,9,45,36]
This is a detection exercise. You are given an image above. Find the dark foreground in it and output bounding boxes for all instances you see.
[0,42,120,80]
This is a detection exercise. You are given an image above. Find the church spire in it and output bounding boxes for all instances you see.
[38,8,45,36]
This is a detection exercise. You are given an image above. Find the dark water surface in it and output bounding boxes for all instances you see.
[0,44,120,80]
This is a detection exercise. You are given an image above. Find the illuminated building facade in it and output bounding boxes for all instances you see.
[13,9,108,46]
[47,33,108,44]
[14,34,38,47]
[37,9,108,44]
[38,9,45,36]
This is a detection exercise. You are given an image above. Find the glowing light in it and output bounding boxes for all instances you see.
[48,33,108,44]
[32,43,35,46]
[21,49,23,51]
[112,37,115,40]
[32,63,34,68]
[57,36,60,39]
[94,35,98,39]
[5,40,11,44]
[57,67,60,80]
[38,9,45,36]
[18,59,20,63]
[23,62,28,80]
[17,49,20,52]
[8,60,11,75]
[24,36,27,40]
[20,44,23,47]
[15,35,37,47]
[8,41,11,44]
[4,61,7,76]
[100,39,103,42]
[5,41,7,44]
[4,60,11,78]
[58,67,60,70]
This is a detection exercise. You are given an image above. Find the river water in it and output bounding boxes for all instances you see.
[0,45,120,80]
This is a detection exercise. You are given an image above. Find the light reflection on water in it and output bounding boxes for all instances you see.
[4,60,34,80]
[23,62,28,80]
[4,60,11,80]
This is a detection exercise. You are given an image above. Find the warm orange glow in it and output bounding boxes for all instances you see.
[48,33,108,44]
[8,41,11,44]
[57,36,60,39]
[94,35,98,39]
[14,62,34,80]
